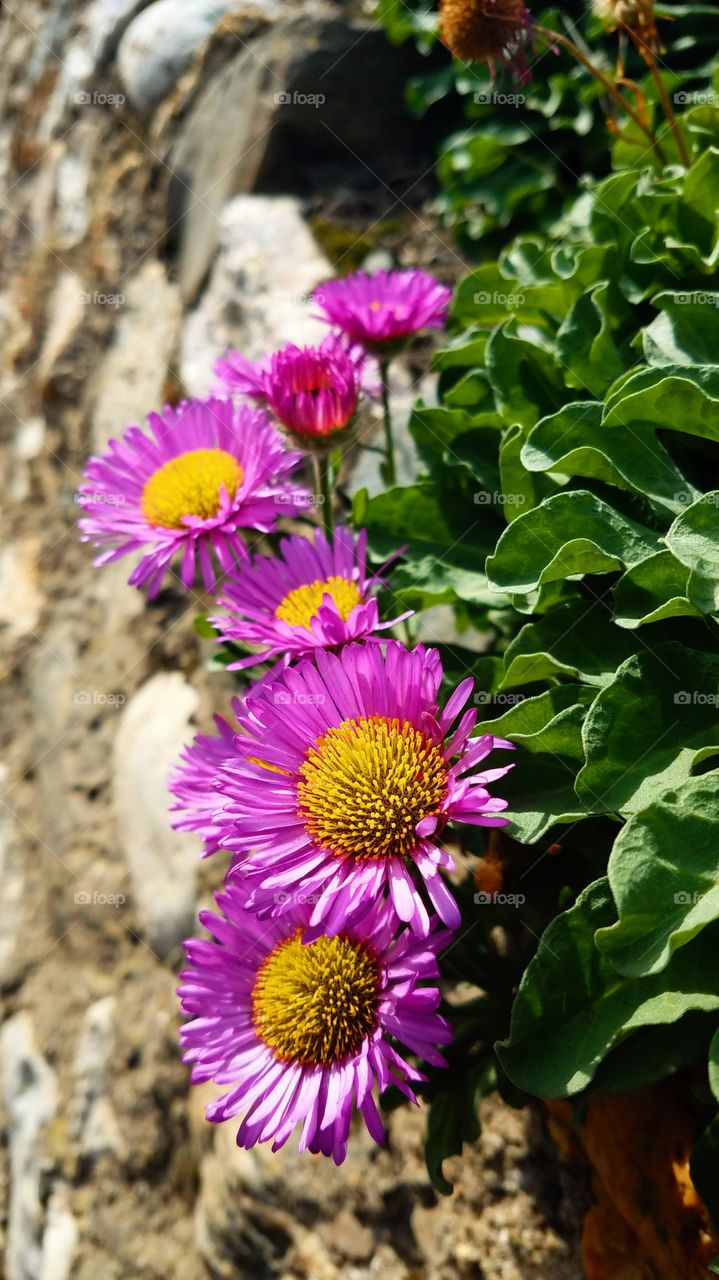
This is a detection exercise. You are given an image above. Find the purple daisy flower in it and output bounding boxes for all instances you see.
[78,397,309,597]
[210,527,410,671]
[178,878,452,1163]
[214,338,361,443]
[215,641,514,936]
[169,701,242,856]
[313,269,452,354]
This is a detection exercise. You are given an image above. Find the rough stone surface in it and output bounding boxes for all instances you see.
[113,673,200,956]
[0,1,584,1275]
[118,0,246,114]
[180,194,330,395]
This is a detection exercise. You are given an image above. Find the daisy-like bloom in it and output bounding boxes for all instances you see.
[178,878,452,1163]
[215,641,514,936]
[78,397,309,597]
[210,527,410,670]
[169,701,242,856]
[214,337,361,444]
[313,269,451,356]
[438,0,532,81]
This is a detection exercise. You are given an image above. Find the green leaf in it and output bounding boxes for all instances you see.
[501,600,647,689]
[556,282,633,396]
[691,1114,719,1234]
[591,1013,716,1096]
[486,323,568,428]
[613,550,702,628]
[486,490,659,594]
[576,644,719,815]
[522,401,694,515]
[474,685,596,842]
[603,365,719,442]
[708,1023,719,1104]
[498,423,556,523]
[423,1060,493,1195]
[643,291,719,366]
[498,880,719,1098]
[665,492,719,615]
[596,776,719,976]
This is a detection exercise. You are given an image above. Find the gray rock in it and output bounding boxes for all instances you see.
[39,1186,78,1280]
[0,765,26,990]
[167,11,419,301]
[1,1014,58,1280]
[113,673,200,956]
[70,997,125,1161]
[87,260,181,451]
[180,194,330,396]
[118,0,245,114]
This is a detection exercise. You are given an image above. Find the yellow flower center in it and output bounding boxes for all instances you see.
[252,931,379,1065]
[275,576,363,631]
[141,448,243,529]
[298,714,449,861]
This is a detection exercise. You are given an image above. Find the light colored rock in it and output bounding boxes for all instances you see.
[1,1013,58,1280]
[70,997,125,1161]
[180,194,330,396]
[0,539,44,646]
[88,259,181,451]
[0,763,26,989]
[118,0,244,114]
[37,271,86,390]
[113,673,200,955]
[39,1185,78,1280]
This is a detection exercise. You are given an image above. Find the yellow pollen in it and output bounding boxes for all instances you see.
[252,931,379,1065]
[369,300,383,312]
[298,714,449,861]
[141,448,242,529]
[275,576,363,631]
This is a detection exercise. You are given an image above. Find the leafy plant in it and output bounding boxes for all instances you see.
[357,90,719,1209]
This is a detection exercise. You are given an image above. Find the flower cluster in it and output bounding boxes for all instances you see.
[79,266,513,1164]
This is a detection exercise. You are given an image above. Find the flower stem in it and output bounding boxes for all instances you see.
[313,451,334,539]
[379,360,396,487]
[625,29,691,167]
[534,25,667,165]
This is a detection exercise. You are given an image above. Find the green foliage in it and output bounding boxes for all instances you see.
[365,81,719,1210]
[376,0,719,250]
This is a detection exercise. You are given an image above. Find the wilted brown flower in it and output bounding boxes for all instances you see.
[591,0,660,50]
[439,0,532,81]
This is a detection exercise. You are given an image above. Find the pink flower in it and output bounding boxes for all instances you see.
[78,397,309,597]
[313,269,451,353]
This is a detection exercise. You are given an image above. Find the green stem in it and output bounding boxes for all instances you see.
[379,359,396,487]
[313,451,334,539]
[534,25,668,165]
[625,27,691,167]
